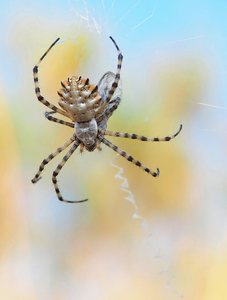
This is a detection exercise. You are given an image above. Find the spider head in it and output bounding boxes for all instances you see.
[57,76,102,122]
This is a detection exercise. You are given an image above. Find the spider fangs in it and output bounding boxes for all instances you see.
[31,36,182,204]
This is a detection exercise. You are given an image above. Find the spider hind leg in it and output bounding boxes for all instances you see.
[102,137,159,177]
[31,136,75,183]
[52,142,88,204]
[101,124,183,142]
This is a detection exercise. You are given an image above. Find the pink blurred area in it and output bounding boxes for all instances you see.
[0,3,227,300]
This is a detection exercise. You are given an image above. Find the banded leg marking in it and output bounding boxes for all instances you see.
[101,124,183,141]
[96,97,121,126]
[106,36,123,103]
[33,38,68,117]
[31,136,75,183]
[97,37,123,115]
[45,111,74,128]
[102,138,159,177]
[52,142,88,203]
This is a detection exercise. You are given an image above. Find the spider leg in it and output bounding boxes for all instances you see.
[101,137,159,177]
[96,96,121,128]
[96,142,102,151]
[31,135,75,183]
[45,111,74,128]
[33,38,68,117]
[96,37,123,115]
[100,124,183,141]
[52,142,88,203]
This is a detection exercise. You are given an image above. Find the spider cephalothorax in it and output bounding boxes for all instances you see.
[31,36,182,203]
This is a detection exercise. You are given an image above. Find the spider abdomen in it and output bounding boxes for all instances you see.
[74,118,98,151]
[58,76,102,122]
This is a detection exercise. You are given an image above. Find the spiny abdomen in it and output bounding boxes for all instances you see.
[58,76,102,122]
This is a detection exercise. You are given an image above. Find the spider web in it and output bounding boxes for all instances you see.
[110,154,146,222]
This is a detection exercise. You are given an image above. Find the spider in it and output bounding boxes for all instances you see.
[31,36,182,204]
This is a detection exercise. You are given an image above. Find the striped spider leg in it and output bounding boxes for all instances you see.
[94,37,123,116]
[99,125,182,177]
[31,135,88,203]
[45,111,74,128]
[52,141,88,203]
[31,135,75,184]
[100,124,183,142]
[101,137,160,177]
[33,38,69,117]
[96,71,122,131]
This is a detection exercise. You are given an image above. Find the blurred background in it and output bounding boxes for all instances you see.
[1,0,227,299]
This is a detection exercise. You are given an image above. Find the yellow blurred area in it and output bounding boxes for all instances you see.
[0,91,22,257]
[174,243,227,300]
[40,35,91,98]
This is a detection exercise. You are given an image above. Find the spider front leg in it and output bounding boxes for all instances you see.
[96,37,123,115]
[33,38,68,117]
[52,141,88,203]
[96,96,121,127]
[102,138,159,177]
[45,111,74,128]
[31,135,75,183]
[100,124,183,141]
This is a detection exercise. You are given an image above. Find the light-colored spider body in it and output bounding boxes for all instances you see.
[57,76,104,151]
[32,36,182,203]
[58,76,102,122]
[75,118,98,151]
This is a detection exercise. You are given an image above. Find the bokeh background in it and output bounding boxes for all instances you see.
[1,0,227,299]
